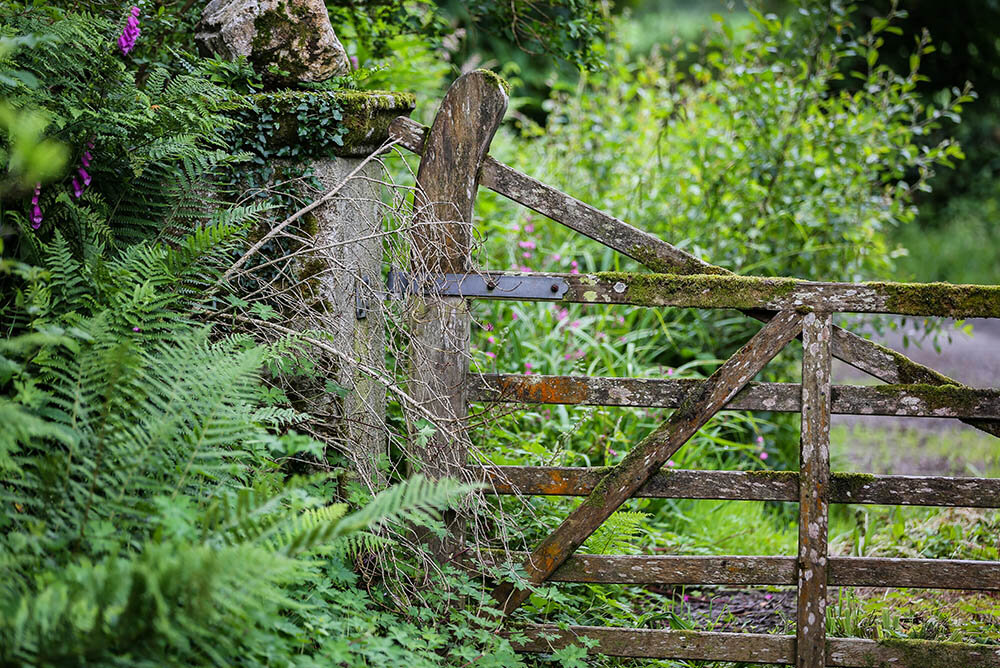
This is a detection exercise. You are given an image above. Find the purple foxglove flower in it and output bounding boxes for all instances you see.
[72,178,83,198]
[118,7,142,55]
[78,167,91,187]
[30,183,43,228]
[81,151,91,167]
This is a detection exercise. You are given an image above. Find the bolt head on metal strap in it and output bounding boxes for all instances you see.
[386,269,568,301]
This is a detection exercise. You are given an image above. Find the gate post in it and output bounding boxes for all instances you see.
[797,311,832,667]
[406,71,508,554]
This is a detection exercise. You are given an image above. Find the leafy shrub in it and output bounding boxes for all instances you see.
[467,3,968,481]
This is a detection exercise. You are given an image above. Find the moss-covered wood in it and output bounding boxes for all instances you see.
[389,115,727,276]
[451,270,1000,318]
[471,465,1000,508]
[390,115,1000,437]
[470,374,1000,419]
[797,312,832,668]
[245,89,416,158]
[509,625,1000,666]
[480,552,1000,591]
[489,311,804,615]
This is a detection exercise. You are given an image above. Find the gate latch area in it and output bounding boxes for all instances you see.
[387,269,568,301]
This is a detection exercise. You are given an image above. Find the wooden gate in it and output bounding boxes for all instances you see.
[389,71,1000,667]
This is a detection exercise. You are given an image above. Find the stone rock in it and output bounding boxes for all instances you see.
[195,0,350,88]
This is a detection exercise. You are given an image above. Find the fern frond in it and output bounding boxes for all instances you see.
[581,511,649,555]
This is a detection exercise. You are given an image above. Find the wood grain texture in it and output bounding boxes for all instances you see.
[389,115,1000,438]
[474,465,1000,508]
[469,373,1000,419]
[479,552,1000,590]
[797,312,832,668]
[389,116,724,276]
[406,71,506,557]
[510,625,1000,666]
[448,270,1000,319]
[490,311,804,614]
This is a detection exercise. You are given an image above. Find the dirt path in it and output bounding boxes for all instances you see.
[830,317,1000,476]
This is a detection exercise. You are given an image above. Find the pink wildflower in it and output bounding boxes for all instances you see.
[511,312,518,321]
[570,260,578,269]
[667,367,674,375]
[349,55,359,70]
[512,224,520,232]
[765,594,773,601]
[485,351,496,359]
[555,308,568,321]
[482,322,494,331]
[666,460,676,468]
[608,448,618,457]
[518,240,536,250]
[552,254,561,262]
[759,451,768,460]
[522,251,532,259]
[682,594,690,602]
[617,316,625,324]
[756,435,765,445]
[487,336,495,344]
[132,326,141,332]
[118,6,141,56]
[524,361,532,371]
[30,183,43,229]
[524,223,535,233]
[570,320,581,328]
[519,265,531,272]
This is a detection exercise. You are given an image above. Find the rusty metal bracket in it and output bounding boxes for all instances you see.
[386,269,568,301]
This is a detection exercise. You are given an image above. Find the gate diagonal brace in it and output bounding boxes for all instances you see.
[387,269,569,301]
[491,310,806,615]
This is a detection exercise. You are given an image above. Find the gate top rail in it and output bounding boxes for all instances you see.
[396,269,1000,319]
[395,71,1000,668]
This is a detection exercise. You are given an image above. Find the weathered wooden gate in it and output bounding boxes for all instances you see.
[390,71,1000,667]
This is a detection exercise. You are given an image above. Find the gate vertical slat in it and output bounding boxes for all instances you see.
[492,310,805,615]
[407,70,507,558]
[797,312,833,667]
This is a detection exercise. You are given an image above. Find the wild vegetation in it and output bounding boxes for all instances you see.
[1,1,996,667]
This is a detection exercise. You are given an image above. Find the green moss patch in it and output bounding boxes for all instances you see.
[870,280,1000,318]
[243,89,416,160]
[592,272,800,309]
[871,383,997,415]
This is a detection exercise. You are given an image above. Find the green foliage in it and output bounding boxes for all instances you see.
[582,511,649,555]
[895,177,1000,285]
[0,7,249,251]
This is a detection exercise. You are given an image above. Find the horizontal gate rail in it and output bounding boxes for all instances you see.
[470,374,1000,419]
[481,552,1000,590]
[472,465,1000,508]
[390,116,724,276]
[423,270,1000,319]
[390,113,1000,440]
[398,79,1000,668]
[510,626,1000,667]
[490,311,806,614]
